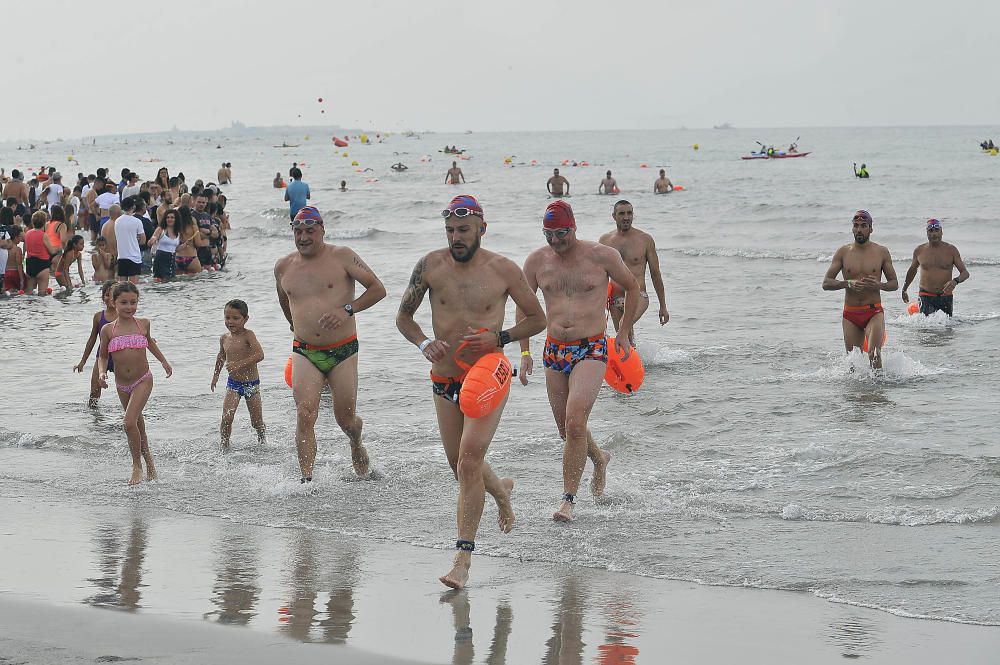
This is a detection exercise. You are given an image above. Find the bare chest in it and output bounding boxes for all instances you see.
[842,250,883,277]
[432,278,506,315]
[917,246,954,271]
[282,262,350,300]
[537,262,606,298]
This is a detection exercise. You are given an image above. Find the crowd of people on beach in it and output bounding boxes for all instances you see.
[0,146,975,591]
[0,164,232,295]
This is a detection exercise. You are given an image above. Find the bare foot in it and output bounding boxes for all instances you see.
[553,500,574,522]
[439,553,471,589]
[351,444,370,477]
[590,449,611,497]
[494,478,515,534]
[128,467,143,486]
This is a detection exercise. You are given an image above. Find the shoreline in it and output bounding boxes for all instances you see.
[1,493,997,663]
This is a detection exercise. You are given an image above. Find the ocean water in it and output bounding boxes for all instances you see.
[2,126,998,625]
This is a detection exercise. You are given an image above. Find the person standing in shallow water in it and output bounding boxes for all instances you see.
[518,200,639,523]
[395,194,546,589]
[274,206,386,482]
[822,210,898,369]
[211,299,266,449]
[901,218,970,317]
[547,168,569,197]
[97,282,172,485]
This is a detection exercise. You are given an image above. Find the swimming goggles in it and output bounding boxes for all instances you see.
[289,219,323,228]
[543,228,571,239]
[441,207,483,219]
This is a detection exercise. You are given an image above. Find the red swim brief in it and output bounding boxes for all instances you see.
[843,303,884,329]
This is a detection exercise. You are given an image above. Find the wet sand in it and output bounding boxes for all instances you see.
[0,494,997,664]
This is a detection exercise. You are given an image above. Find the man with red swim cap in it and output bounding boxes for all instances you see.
[518,199,641,522]
[901,218,970,317]
[274,204,387,483]
[396,194,546,589]
[822,209,898,369]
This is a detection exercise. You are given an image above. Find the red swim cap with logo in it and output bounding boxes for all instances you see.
[543,200,576,229]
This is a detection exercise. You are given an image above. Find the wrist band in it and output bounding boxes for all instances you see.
[521,350,531,357]
[418,339,432,353]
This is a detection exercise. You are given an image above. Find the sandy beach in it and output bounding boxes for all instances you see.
[1,493,996,664]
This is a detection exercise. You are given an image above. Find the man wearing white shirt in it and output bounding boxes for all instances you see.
[114,196,146,283]
[44,173,65,209]
[94,180,119,228]
[121,172,141,199]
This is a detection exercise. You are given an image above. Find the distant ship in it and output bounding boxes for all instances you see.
[713,123,734,130]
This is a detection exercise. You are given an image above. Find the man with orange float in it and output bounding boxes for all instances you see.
[599,200,669,345]
[518,200,640,522]
[598,170,618,195]
[395,194,546,589]
[822,209,898,369]
[900,218,970,317]
[547,168,570,197]
[274,205,386,483]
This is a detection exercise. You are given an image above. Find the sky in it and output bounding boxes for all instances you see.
[3,0,998,141]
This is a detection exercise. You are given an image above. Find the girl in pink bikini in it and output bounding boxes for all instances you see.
[97,282,173,485]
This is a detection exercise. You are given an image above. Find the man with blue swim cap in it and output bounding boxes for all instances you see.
[901,218,970,317]
[274,203,387,483]
[396,194,545,589]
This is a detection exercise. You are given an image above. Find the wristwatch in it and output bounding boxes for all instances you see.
[344,303,354,317]
[498,330,511,347]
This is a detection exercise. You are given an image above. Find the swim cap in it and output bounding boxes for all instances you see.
[446,194,483,218]
[293,205,323,225]
[926,218,942,230]
[543,200,576,229]
[852,209,872,224]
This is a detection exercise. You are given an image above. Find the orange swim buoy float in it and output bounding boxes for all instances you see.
[284,355,293,387]
[453,330,514,418]
[861,330,888,354]
[907,302,919,315]
[604,336,644,394]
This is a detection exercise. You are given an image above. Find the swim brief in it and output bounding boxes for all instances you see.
[918,291,953,317]
[842,303,884,329]
[542,334,608,374]
[226,376,260,399]
[609,290,650,310]
[25,256,51,278]
[431,372,464,404]
[291,335,359,375]
[3,268,21,291]
[175,255,195,270]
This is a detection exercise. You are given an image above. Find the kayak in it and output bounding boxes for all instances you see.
[741,151,811,160]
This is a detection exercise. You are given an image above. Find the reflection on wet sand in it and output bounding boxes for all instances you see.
[440,590,514,665]
[278,530,359,644]
[203,526,261,626]
[544,575,585,665]
[597,598,641,665]
[828,615,881,659]
[83,517,147,611]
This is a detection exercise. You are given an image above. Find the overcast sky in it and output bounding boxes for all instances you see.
[3,0,997,141]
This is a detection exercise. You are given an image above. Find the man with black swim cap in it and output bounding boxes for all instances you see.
[901,218,970,316]
[396,194,545,589]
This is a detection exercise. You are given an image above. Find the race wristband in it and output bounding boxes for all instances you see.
[521,350,531,357]
[418,339,432,353]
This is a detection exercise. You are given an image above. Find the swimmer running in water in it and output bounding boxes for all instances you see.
[74,280,118,407]
[901,218,970,316]
[97,282,173,485]
[822,210,898,369]
[395,194,546,589]
[547,168,569,197]
[445,162,465,185]
[598,171,617,195]
[599,201,669,345]
[211,299,266,448]
[653,169,673,193]
[518,200,639,522]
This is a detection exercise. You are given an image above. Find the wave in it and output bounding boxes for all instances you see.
[669,247,1000,267]
[238,225,380,240]
[255,207,346,221]
[789,349,949,383]
[888,310,1000,327]
[780,502,1000,526]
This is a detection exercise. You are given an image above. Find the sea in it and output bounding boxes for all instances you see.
[2,125,998,627]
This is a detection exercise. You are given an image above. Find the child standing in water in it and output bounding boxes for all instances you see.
[74,280,118,407]
[97,282,173,485]
[211,299,266,448]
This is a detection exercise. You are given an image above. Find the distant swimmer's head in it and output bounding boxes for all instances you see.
[852,209,872,244]
[606,170,612,177]
[926,218,943,241]
[553,168,560,176]
[659,169,665,176]
[291,205,324,255]
[613,200,634,230]
[443,195,485,263]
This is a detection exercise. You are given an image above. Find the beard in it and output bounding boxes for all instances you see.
[450,236,480,263]
[854,234,869,244]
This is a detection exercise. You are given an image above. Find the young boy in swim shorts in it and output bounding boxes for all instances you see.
[211,299,266,448]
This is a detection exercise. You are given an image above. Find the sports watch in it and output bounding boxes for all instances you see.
[344,303,354,317]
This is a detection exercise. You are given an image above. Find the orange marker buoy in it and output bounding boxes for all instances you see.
[907,302,919,315]
[284,356,293,387]
[639,163,648,168]
[604,336,644,394]
[862,330,887,353]
[673,185,685,191]
[457,352,513,418]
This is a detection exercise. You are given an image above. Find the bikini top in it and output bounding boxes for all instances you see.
[108,319,148,354]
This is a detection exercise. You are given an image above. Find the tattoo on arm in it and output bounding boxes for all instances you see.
[399,257,428,315]
[352,255,372,274]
